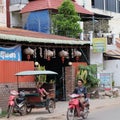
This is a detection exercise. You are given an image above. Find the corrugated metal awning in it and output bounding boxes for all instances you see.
[104,48,120,58]
[0,33,90,45]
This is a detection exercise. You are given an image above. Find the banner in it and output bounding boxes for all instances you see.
[0,45,21,61]
[99,73,112,90]
[93,38,107,53]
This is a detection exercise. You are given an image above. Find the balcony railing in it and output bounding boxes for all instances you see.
[10,0,28,5]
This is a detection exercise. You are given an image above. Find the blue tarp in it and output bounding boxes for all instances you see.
[24,10,50,34]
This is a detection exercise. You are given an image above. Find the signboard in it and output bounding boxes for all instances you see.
[99,73,112,90]
[0,45,21,61]
[93,38,107,53]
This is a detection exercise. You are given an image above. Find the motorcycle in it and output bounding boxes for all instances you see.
[5,85,27,118]
[67,94,89,120]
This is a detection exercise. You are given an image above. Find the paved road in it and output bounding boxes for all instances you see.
[88,104,120,120]
[0,97,120,120]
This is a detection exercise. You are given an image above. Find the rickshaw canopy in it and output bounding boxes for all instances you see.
[15,70,58,76]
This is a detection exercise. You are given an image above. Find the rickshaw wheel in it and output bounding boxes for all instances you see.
[26,106,32,114]
[20,104,27,116]
[47,99,55,113]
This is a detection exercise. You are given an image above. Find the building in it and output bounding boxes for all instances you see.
[2,0,120,38]
[76,0,120,88]
[90,0,120,87]
[0,0,7,27]
[76,0,120,37]
[9,0,93,34]
[0,27,91,110]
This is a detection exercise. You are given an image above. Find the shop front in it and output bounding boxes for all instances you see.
[0,27,90,102]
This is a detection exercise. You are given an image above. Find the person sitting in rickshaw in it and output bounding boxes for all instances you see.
[36,82,49,100]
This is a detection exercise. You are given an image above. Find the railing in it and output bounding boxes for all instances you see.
[83,34,91,41]
[10,0,28,5]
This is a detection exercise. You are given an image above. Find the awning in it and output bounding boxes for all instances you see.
[104,48,120,58]
[0,33,90,45]
[93,13,112,20]
[0,27,90,45]
[104,38,120,58]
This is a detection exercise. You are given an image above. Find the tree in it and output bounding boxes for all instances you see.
[52,0,82,38]
[76,64,100,91]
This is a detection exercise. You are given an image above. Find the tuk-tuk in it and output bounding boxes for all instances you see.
[15,70,58,114]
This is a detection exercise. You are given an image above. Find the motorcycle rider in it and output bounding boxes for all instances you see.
[73,79,89,112]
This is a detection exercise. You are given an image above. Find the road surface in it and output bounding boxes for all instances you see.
[88,104,120,120]
[1,98,120,120]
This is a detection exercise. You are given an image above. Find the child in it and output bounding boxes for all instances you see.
[36,82,49,100]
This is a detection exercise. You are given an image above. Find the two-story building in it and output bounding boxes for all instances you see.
[76,0,120,88]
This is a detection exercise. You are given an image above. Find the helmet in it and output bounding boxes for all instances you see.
[19,91,25,97]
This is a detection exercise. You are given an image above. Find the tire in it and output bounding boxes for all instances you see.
[67,108,75,120]
[20,104,27,116]
[7,105,13,118]
[82,107,89,119]
[26,106,32,114]
[47,100,55,113]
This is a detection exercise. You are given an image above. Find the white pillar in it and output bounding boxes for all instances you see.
[80,32,84,40]
[80,21,84,40]
[112,33,116,45]
[89,31,93,44]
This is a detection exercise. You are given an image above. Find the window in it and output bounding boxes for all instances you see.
[105,0,116,12]
[0,5,3,13]
[118,0,120,13]
[92,0,104,10]
[107,35,113,45]
[92,0,95,8]
[0,0,3,13]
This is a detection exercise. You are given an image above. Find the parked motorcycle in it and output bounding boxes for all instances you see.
[67,94,89,120]
[5,85,27,118]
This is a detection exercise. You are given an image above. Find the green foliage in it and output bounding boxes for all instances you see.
[52,0,82,38]
[35,64,46,84]
[0,110,7,118]
[76,64,100,91]
[112,80,115,87]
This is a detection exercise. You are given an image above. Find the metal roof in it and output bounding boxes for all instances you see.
[0,33,90,45]
[15,70,58,76]
[20,0,93,15]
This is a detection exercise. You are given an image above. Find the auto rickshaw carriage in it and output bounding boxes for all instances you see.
[15,70,58,114]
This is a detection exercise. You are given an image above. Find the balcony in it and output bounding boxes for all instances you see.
[10,0,28,5]
[10,0,28,12]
